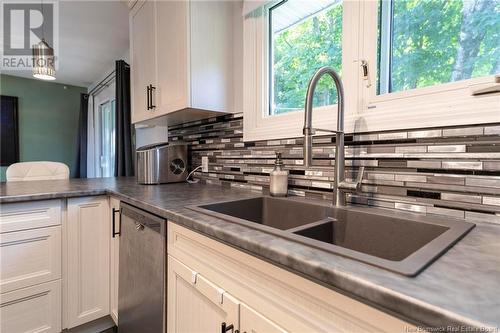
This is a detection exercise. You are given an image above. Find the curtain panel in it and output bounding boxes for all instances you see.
[75,93,89,178]
[115,60,135,177]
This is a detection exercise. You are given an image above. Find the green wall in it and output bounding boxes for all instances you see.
[0,75,86,181]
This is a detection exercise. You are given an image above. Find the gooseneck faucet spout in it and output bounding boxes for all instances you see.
[303,66,364,206]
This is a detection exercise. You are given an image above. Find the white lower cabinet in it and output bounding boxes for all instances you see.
[0,280,62,333]
[168,223,417,333]
[65,196,110,329]
[168,256,240,333]
[0,196,117,332]
[168,255,285,333]
[0,200,63,333]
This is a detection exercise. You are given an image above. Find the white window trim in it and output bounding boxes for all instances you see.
[243,1,362,142]
[243,0,500,142]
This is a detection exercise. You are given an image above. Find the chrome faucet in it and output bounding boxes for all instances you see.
[303,66,364,206]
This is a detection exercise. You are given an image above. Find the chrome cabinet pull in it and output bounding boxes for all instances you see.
[135,222,145,231]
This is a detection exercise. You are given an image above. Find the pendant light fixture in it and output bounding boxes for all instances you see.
[32,0,56,80]
[32,39,56,80]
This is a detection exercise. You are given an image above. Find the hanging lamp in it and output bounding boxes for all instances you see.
[32,0,56,80]
[32,38,56,80]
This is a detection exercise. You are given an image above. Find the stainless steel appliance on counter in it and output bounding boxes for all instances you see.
[136,142,188,184]
[118,203,166,333]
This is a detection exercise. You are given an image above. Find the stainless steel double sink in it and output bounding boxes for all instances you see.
[189,196,475,276]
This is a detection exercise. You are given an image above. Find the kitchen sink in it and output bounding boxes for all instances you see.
[189,196,475,276]
[195,196,332,230]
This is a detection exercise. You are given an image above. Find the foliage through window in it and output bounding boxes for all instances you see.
[269,0,343,115]
[378,0,500,95]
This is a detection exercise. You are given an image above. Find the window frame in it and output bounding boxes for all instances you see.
[243,1,362,142]
[358,0,499,133]
[242,0,500,142]
[92,82,116,178]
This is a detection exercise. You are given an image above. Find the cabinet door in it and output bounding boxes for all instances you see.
[130,0,156,123]
[109,197,120,325]
[168,255,239,333]
[155,0,189,115]
[240,303,288,333]
[66,196,110,328]
[190,0,234,112]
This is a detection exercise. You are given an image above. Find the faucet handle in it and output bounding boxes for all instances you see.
[337,166,365,193]
[313,128,343,135]
[355,166,365,191]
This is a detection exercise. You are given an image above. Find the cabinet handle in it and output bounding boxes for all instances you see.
[112,208,121,238]
[221,322,238,333]
[135,222,145,231]
[149,84,156,109]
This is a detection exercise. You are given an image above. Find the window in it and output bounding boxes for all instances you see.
[378,0,500,95]
[97,99,116,178]
[242,0,500,141]
[269,0,343,115]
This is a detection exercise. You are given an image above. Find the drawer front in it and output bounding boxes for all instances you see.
[0,200,61,233]
[0,279,62,333]
[1,226,62,293]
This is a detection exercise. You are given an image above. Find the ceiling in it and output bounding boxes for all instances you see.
[2,1,129,88]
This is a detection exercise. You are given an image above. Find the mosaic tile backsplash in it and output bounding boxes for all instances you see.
[169,113,500,224]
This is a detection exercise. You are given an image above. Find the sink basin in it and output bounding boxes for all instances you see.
[195,196,331,230]
[292,210,449,261]
[189,196,475,276]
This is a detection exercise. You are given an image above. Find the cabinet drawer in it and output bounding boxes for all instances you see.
[0,200,61,233]
[1,226,62,293]
[0,279,62,333]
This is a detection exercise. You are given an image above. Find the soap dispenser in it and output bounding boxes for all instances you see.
[270,152,288,197]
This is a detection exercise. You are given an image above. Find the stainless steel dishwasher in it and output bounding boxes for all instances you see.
[118,202,166,333]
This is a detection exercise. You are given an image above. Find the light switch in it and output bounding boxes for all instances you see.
[202,156,209,172]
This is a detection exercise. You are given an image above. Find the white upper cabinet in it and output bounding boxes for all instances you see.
[189,1,234,112]
[130,0,241,124]
[130,0,157,123]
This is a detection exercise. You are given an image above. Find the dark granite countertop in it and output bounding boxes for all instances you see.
[1,178,499,331]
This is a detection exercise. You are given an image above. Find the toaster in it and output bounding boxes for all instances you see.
[136,142,188,184]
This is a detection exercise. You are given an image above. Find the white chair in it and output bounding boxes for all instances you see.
[6,161,70,182]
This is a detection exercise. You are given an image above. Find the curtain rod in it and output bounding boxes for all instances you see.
[88,70,116,96]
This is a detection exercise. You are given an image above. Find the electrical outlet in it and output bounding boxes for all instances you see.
[201,156,209,173]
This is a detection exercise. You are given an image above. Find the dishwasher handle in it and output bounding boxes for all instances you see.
[120,202,166,236]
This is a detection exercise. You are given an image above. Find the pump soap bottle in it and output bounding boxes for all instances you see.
[270,152,288,197]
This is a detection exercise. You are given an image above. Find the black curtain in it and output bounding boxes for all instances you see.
[115,60,134,177]
[75,93,88,178]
